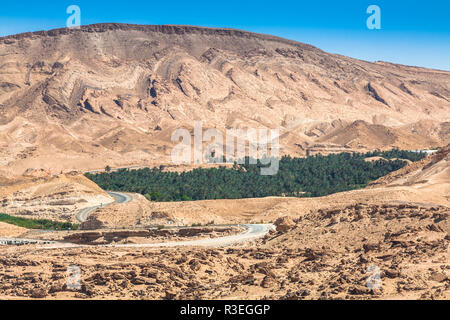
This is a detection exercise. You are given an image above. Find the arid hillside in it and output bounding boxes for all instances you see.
[0,171,113,222]
[0,24,449,174]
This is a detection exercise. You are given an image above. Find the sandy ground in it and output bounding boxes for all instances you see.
[0,222,27,238]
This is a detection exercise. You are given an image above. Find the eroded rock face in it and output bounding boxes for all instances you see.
[0,23,449,175]
[62,227,238,244]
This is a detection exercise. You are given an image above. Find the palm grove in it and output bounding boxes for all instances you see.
[86,150,426,202]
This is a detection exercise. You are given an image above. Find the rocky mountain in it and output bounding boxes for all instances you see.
[0,23,449,174]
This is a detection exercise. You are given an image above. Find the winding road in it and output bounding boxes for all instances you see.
[75,191,132,223]
[37,224,274,250]
[5,191,273,249]
[107,224,274,248]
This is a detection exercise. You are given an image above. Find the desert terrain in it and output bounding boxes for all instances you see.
[0,170,113,222]
[0,24,449,300]
[0,144,448,300]
[0,24,449,175]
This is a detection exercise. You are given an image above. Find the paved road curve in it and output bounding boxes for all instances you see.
[4,190,273,248]
[1,192,132,246]
[106,224,274,248]
[38,224,275,250]
[75,191,132,223]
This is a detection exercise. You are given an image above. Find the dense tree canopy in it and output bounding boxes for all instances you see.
[86,150,426,201]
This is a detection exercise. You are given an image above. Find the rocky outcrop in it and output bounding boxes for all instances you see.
[62,227,237,244]
[274,217,295,233]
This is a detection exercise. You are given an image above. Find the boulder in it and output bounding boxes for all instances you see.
[30,287,48,299]
[274,217,295,233]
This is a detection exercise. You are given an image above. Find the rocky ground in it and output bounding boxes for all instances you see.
[0,146,448,301]
[0,202,448,300]
[20,226,242,245]
[0,23,449,301]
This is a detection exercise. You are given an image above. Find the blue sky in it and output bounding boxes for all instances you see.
[0,0,449,70]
